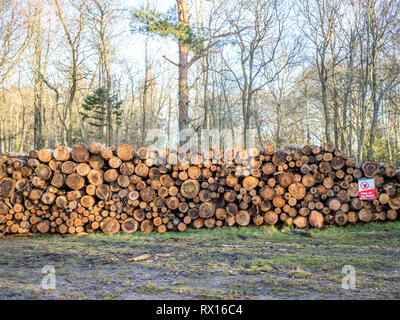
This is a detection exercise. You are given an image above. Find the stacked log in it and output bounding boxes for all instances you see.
[0,141,399,235]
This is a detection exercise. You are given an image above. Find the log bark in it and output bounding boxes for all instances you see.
[71,144,89,163]
[309,210,324,228]
[121,218,139,233]
[117,144,135,161]
[101,217,120,234]
[0,141,398,235]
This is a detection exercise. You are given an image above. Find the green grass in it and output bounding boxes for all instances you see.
[288,267,313,279]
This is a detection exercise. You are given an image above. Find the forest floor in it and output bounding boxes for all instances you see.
[1,222,400,299]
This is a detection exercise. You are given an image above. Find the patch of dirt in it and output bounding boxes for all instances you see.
[1,223,400,299]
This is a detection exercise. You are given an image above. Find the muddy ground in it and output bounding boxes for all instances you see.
[0,222,400,299]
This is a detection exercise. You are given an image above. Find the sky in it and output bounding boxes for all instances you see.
[118,0,178,71]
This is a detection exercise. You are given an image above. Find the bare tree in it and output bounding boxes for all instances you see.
[365,0,400,159]
[298,0,341,143]
[32,3,45,149]
[0,0,32,84]
[85,0,122,145]
[221,0,296,147]
[54,0,87,145]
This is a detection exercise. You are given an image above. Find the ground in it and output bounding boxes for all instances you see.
[1,223,400,299]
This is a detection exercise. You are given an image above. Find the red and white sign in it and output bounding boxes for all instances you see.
[358,178,376,200]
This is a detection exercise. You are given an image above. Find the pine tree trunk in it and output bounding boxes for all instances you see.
[177,0,190,146]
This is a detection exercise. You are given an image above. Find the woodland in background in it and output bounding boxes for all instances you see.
[0,0,400,165]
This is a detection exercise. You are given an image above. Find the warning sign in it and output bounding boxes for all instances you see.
[358,178,376,200]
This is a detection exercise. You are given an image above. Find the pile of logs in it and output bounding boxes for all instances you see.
[0,141,399,235]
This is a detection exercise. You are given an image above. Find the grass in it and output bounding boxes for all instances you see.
[1,222,400,299]
[288,267,313,279]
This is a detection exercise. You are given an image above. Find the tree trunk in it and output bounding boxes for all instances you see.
[177,0,190,146]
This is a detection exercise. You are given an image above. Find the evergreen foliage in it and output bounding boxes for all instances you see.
[81,87,122,138]
[131,6,204,54]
